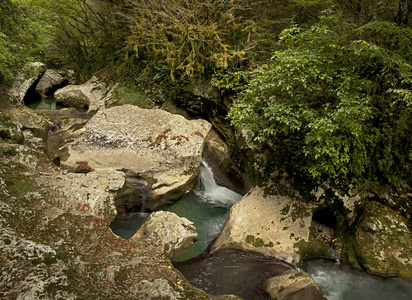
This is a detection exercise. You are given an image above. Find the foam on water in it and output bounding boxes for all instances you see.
[305,259,412,300]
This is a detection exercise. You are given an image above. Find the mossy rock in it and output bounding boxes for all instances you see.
[299,239,332,259]
[353,201,412,277]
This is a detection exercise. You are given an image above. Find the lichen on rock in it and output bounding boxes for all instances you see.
[130,211,198,259]
[353,201,412,277]
[211,187,314,264]
[61,104,212,211]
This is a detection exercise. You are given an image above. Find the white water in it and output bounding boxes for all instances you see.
[166,161,242,261]
[305,259,412,300]
[195,162,242,207]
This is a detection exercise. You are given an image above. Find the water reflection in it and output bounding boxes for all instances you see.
[175,250,292,300]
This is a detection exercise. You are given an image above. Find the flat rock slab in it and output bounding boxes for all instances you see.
[37,170,125,221]
[211,187,314,264]
[61,105,211,210]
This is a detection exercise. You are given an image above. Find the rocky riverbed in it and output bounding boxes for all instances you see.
[1,66,412,299]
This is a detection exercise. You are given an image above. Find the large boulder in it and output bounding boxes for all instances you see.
[35,69,69,97]
[61,105,212,211]
[54,76,111,114]
[263,269,326,300]
[353,201,412,277]
[8,62,46,104]
[211,187,314,264]
[130,211,198,259]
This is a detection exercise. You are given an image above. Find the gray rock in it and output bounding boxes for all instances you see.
[8,62,46,104]
[54,76,111,113]
[263,269,326,300]
[61,104,212,210]
[35,69,68,97]
[211,187,314,264]
[130,211,198,259]
[131,278,182,299]
[37,170,126,221]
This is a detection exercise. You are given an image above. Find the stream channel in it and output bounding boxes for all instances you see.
[110,161,412,300]
[26,98,412,299]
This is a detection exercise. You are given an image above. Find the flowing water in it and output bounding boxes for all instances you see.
[166,162,242,261]
[110,161,412,300]
[109,161,242,261]
[304,259,412,300]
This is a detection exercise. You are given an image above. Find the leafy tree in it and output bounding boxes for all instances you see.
[229,9,412,188]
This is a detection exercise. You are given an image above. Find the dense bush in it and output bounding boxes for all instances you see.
[228,9,412,189]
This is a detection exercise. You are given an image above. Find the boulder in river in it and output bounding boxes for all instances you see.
[35,69,69,98]
[130,211,198,259]
[61,104,212,211]
[353,201,412,277]
[9,62,46,104]
[263,269,326,300]
[54,76,111,114]
[211,187,314,264]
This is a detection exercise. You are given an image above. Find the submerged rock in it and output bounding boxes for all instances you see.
[211,187,314,264]
[263,269,326,300]
[61,104,212,211]
[353,201,412,277]
[130,211,198,259]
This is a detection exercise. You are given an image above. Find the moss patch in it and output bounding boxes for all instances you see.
[246,235,274,248]
[293,239,307,249]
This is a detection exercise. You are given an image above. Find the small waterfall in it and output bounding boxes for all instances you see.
[195,161,242,207]
[197,162,218,192]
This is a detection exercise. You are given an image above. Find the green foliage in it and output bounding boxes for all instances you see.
[125,0,256,80]
[0,0,37,83]
[229,9,412,188]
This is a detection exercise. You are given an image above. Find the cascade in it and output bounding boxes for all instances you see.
[194,161,242,207]
[197,161,218,192]
[110,161,242,251]
[166,161,242,261]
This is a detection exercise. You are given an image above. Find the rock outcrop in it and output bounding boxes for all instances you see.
[0,104,231,299]
[61,104,212,211]
[54,76,111,113]
[263,269,326,300]
[8,62,46,104]
[37,170,126,221]
[131,211,198,259]
[35,69,69,97]
[353,201,412,277]
[211,187,314,264]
